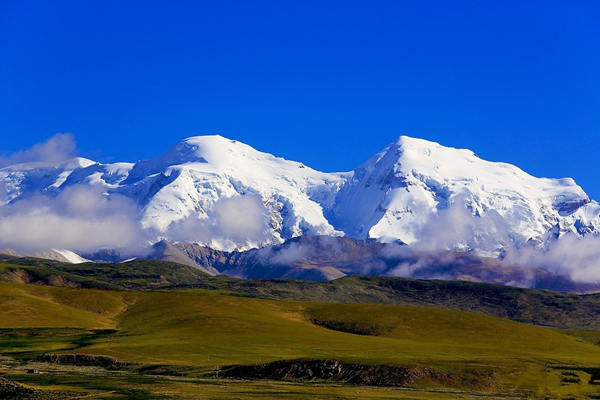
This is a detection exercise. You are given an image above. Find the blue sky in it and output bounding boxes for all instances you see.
[2,1,599,197]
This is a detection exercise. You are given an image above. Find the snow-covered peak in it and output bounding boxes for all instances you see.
[176,134,318,175]
[330,135,593,253]
[0,157,96,172]
[369,135,588,204]
[126,134,326,183]
[49,249,90,264]
[120,135,347,244]
[0,134,598,255]
[180,135,277,164]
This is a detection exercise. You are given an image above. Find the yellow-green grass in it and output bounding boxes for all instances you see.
[2,281,600,366]
[0,372,523,399]
[74,289,600,367]
[0,283,123,329]
[2,282,600,398]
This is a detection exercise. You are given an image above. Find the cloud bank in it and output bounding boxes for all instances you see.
[0,185,145,253]
[0,135,145,254]
[0,134,272,253]
[503,235,600,283]
[407,194,511,255]
[406,198,600,283]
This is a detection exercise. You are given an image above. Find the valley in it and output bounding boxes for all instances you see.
[1,258,600,399]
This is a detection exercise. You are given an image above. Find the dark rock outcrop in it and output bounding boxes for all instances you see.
[218,359,495,389]
[35,353,133,370]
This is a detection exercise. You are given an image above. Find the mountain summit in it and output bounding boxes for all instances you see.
[1,135,598,253]
[330,136,599,254]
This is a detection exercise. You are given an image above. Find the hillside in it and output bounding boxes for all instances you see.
[146,235,600,291]
[1,281,600,399]
[3,256,600,330]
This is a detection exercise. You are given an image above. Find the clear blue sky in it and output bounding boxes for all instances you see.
[2,1,599,197]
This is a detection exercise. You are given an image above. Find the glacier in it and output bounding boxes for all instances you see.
[1,134,598,255]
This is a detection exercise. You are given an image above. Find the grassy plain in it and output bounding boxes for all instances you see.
[0,280,600,398]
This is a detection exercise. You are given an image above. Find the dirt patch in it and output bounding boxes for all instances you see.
[309,318,391,336]
[35,353,134,370]
[218,359,495,389]
[47,275,79,288]
[4,269,32,284]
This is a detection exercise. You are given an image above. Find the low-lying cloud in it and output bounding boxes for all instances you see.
[0,185,145,253]
[404,197,600,283]
[255,235,346,266]
[0,135,146,254]
[166,194,271,250]
[409,194,511,255]
[503,234,600,283]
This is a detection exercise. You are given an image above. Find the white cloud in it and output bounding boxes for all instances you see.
[403,196,600,284]
[503,234,600,283]
[410,195,511,255]
[0,133,76,167]
[165,194,270,250]
[0,185,145,253]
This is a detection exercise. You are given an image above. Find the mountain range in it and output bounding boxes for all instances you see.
[141,235,599,292]
[1,134,598,255]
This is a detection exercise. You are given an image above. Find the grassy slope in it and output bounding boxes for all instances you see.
[0,259,212,291]
[2,282,600,398]
[0,283,120,329]
[95,289,600,367]
[4,259,600,330]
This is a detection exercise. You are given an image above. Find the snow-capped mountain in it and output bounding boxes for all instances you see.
[119,136,347,242]
[329,136,600,254]
[1,135,598,255]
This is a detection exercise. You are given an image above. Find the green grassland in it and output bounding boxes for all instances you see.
[5,258,600,330]
[1,280,600,399]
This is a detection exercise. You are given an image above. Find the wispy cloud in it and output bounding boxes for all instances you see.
[0,133,77,167]
[404,196,600,283]
[0,135,146,253]
[503,234,600,283]
[410,194,511,255]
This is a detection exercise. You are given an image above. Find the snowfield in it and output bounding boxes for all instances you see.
[1,134,598,254]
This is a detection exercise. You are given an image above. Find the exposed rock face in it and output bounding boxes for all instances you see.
[219,359,496,389]
[148,235,600,291]
[166,235,388,281]
[35,353,133,370]
[149,240,218,275]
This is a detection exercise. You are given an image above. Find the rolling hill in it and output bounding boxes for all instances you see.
[1,279,600,398]
[3,256,600,330]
